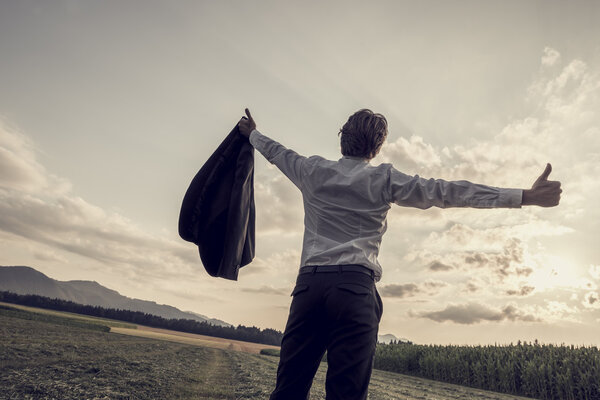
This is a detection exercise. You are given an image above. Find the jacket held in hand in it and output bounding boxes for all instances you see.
[178,124,255,280]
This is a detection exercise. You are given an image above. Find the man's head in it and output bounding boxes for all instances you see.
[339,109,388,160]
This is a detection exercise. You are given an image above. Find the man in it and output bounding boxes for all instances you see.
[237,108,561,400]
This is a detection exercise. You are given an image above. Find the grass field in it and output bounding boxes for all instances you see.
[0,303,535,399]
[111,325,280,355]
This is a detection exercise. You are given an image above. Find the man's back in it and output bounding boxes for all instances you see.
[299,155,392,277]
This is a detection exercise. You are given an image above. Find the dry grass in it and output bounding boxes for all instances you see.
[111,325,280,354]
[1,303,535,400]
[0,301,136,329]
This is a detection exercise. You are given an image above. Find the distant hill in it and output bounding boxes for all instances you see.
[378,333,411,344]
[0,266,230,327]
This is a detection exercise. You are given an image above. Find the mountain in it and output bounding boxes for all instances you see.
[378,333,411,344]
[0,265,231,327]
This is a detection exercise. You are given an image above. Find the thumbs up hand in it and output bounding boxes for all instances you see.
[238,108,256,138]
[522,163,562,207]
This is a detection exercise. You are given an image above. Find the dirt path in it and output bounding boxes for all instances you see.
[193,348,236,399]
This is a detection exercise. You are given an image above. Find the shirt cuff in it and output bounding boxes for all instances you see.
[248,129,260,146]
[498,188,523,208]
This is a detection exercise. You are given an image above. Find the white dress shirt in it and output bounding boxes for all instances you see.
[249,129,522,281]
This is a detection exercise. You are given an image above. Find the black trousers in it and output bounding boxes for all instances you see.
[270,267,383,400]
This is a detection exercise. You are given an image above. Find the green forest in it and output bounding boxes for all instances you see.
[375,341,600,400]
[0,291,282,346]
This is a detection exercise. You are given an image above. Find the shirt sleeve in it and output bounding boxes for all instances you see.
[249,129,306,189]
[388,167,523,209]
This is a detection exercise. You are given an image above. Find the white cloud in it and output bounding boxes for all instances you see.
[590,265,600,280]
[0,121,70,194]
[33,248,69,264]
[543,301,581,324]
[541,47,561,67]
[241,285,289,296]
[239,248,302,282]
[0,122,199,280]
[375,135,442,171]
[379,48,600,208]
[376,49,600,332]
[254,166,304,235]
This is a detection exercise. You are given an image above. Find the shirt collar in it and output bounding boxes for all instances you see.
[341,155,370,163]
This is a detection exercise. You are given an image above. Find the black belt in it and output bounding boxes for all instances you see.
[299,264,375,279]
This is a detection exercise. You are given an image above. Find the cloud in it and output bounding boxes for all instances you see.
[416,302,541,324]
[241,248,301,280]
[428,260,454,271]
[423,280,448,290]
[505,285,535,296]
[582,292,600,310]
[394,48,600,332]
[590,265,600,280]
[462,239,524,279]
[415,233,531,281]
[0,121,198,279]
[464,281,480,293]
[515,267,533,277]
[501,305,540,322]
[379,280,447,298]
[33,248,69,263]
[543,301,581,323]
[0,121,70,194]
[0,192,196,273]
[254,169,304,235]
[541,47,561,67]
[240,285,288,296]
[376,135,442,171]
[379,283,419,298]
[542,58,587,97]
[377,48,600,225]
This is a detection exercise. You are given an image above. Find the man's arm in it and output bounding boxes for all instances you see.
[237,108,306,189]
[389,164,561,209]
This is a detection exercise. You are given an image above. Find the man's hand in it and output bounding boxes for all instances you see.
[238,108,256,138]
[522,163,562,207]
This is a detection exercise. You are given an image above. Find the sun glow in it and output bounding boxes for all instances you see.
[527,254,585,292]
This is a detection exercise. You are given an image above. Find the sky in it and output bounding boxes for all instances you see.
[1,0,599,345]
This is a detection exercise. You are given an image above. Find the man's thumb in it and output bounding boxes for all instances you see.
[539,163,552,181]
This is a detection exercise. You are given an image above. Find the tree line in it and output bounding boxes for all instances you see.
[374,340,600,400]
[0,291,282,346]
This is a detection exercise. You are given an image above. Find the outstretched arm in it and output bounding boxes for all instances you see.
[390,164,561,209]
[237,108,307,189]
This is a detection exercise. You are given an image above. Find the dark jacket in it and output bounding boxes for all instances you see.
[178,124,255,280]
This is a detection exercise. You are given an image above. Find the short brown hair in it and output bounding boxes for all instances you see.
[339,109,388,159]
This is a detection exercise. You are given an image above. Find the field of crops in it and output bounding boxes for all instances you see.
[375,341,600,400]
[0,304,534,400]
